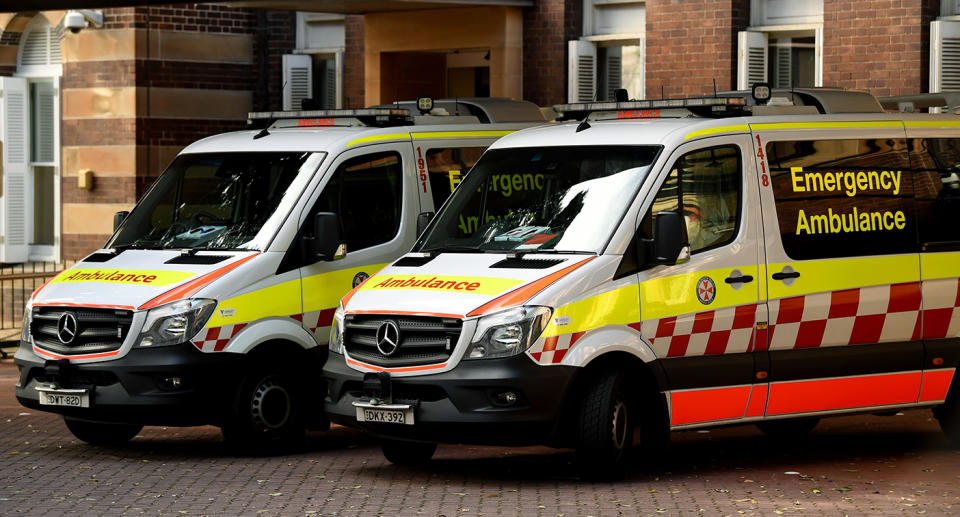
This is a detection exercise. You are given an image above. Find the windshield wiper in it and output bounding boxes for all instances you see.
[511,249,598,256]
[421,246,492,255]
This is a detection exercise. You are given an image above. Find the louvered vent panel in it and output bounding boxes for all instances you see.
[34,82,55,163]
[21,29,48,66]
[748,47,765,85]
[5,175,25,245]
[606,56,622,101]
[325,66,336,108]
[942,37,960,91]
[6,92,26,164]
[48,27,62,64]
[776,47,791,88]
[577,55,595,102]
[289,66,310,110]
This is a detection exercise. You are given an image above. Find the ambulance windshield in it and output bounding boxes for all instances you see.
[418,145,660,254]
[109,152,324,251]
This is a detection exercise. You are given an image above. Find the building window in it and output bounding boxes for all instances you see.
[569,0,645,102]
[738,0,822,89]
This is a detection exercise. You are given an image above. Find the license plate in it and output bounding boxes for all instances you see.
[36,387,89,408]
[353,402,414,425]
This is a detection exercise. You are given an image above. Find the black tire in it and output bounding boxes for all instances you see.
[756,417,819,438]
[936,398,960,445]
[575,372,633,478]
[380,439,437,466]
[221,369,304,453]
[64,418,142,446]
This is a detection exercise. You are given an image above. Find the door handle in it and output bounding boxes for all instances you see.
[772,271,800,281]
[724,274,754,284]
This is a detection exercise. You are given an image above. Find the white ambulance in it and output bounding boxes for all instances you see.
[324,88,960,474]
[14,98,545,449]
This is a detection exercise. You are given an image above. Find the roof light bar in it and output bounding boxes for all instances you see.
[248,108,411,120]
[247,108,413,129]
[555,97,748,121]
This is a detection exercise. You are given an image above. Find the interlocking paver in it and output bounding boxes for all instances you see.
[3,358,960,515]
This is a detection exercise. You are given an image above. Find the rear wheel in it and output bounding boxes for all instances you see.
[935,397,960,445]
[380,439,437,466]
[756,417,819,438]
[575,372,633,478]
[221,368,304,453]
[64,418,142,446]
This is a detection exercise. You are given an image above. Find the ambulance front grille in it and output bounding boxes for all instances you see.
[343,314,461,367]
[30,306,134,356]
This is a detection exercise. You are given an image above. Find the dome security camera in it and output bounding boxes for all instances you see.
[64,10,103,34]
[64,11,87,34]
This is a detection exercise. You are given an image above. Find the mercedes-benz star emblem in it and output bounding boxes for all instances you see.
[375,320,401,356]
[57,312,79,345]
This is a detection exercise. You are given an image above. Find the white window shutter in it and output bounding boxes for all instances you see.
[333,50,344,109]
[737,31,768,90]
[282,54,312,110]
[774,38,792,88]
[1,77,30,264]
[605,47,623,100]
[33,81,55,163]
[568,40,597,103]
[932,20,960,92]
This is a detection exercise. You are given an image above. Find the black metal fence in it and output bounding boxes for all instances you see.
[0,261,73,338]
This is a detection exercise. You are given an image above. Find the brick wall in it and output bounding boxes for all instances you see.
[822,0,938,96]
[645,0,749,99]
[522,0,570,107]
[344,15,365,108]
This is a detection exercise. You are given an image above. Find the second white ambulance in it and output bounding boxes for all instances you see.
[324,89,960,474]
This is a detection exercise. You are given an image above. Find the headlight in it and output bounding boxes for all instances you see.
[21,306,31,342]
[136,299,216,348]
[329,306,345,354]
[465,306,552,360]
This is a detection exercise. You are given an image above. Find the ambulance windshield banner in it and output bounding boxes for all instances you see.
[765,139,917,260]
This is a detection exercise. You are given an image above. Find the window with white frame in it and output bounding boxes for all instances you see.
[738,0,823,90]
[568,0,645,102]
[285,13,344,110]
[931,2,960,95]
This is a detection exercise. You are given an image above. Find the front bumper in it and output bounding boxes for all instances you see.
[15,340,247,426]
[323,353,578,445]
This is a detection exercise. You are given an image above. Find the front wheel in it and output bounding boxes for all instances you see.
[221,370,304,453]
[380,439,437,466]
[64,418,142,446]
[575,372,633,478]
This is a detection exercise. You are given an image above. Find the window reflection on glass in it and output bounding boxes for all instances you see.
[641,145,742,253]
[768,36,816,88]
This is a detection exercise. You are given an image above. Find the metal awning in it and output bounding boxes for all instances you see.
[1,0,531,14]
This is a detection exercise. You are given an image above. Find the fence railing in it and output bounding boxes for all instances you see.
[1,261,73,335]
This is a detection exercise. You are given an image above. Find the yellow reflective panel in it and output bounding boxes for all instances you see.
[767,255,919,300]
[347,133,411,147]
[904,121,960,128]
[921,252,960,281]
[411,130,515,140]
[750,121,903,131]
[206,279,302,328]
[640,265,759,321]
[302,264,389,312]
[684,124,750,141]
[51,269,195,287]
[542,283,641,337]
[361,274,523,296]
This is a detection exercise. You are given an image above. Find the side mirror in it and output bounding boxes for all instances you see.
[647,211,690,266]
[307,212,346,261]
[113,211,129,232]
[416,211,434,237]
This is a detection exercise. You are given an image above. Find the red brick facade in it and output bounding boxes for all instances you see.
[344,15,365,109]
[822,0,939,96]
[645,0,749,99]
[522,0,578,107]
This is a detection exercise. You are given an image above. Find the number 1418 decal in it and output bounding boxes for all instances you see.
[755,134,770,187]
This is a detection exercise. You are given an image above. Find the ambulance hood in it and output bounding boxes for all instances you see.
[31,250,258,311]
[344,252,595,318]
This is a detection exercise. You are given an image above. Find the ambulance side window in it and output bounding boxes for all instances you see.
[425,147,486,209]
[908,138,960,251]
[310,151,403,253]
[765,139,915,260]
[640,145,742,254]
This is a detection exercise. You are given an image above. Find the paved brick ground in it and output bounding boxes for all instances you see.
[2,358,960,516]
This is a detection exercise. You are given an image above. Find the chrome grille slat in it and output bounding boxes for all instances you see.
[30,306,133,356]
[344,314,461,367]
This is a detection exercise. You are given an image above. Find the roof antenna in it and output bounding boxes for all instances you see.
[255,79,286,139]
[713,78,717,98]
[660,84,665,100]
